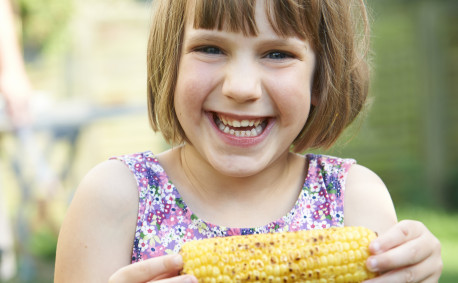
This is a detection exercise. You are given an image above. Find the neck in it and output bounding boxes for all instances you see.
[158,144,306,227]
[179,144,295,201]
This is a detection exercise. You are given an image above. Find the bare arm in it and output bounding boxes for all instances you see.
[54,160,197,283]
[344,163,397,233]
[344,164,442,283]
[54,160,140,282]
[0,0,31,126]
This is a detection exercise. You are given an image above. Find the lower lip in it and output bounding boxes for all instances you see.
[206,113,274,147]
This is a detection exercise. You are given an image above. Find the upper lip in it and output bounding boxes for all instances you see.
[209,111,270,121]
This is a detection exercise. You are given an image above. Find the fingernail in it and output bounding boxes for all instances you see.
[367,257,378,272]
[370,241,380,253]
[183,275,198,283]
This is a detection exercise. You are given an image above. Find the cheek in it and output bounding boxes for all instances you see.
[174,64,213,122]
[269,73,312,124]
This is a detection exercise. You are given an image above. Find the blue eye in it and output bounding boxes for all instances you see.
[265,51,293,60]
[195,46,223,55]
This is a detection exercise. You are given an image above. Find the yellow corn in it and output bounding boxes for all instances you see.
[180,226,377,283]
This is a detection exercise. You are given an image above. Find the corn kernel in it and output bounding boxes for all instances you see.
[181,226,377,282]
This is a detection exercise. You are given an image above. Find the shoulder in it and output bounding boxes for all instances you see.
[77,159,138,206]
[55,159,139,282]
[343,164,397,234]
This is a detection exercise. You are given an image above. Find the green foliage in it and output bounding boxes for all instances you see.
[17,0,73,57]
[319,0,458,209]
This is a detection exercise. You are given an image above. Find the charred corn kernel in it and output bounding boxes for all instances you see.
[180,227,377,283]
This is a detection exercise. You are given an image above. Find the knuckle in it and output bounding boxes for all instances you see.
[403,267,416,283]
[408,246,419,264]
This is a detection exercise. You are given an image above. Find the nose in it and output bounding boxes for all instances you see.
[222,57,262,103]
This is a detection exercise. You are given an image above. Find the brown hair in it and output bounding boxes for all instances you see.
[147,0,370,152]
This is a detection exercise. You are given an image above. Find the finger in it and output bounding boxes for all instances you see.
[363,256,441,283]
[369,220,425,254]
[108,254,184,283]
[366,232,433,273]
[146,274,197,283]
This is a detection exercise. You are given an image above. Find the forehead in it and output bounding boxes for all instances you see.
[185,0,310,39]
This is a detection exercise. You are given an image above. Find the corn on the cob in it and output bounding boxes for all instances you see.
[180,226,377,283]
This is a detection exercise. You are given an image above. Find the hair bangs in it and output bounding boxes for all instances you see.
[192,0,258,36]
[265,0,316,41]
[191,0,315,40]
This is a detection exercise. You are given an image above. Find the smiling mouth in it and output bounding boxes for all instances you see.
[213,113,268,137]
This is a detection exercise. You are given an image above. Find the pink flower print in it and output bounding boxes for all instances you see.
[134,163,142,171]
[165,215,178,226]
[138,238,150,252]
[156,210,166,225]
[319,221,330,229]
[307,222,317,230]
[304,201,316,211]
[140,178,148,187]
[291,219,303,230]
[166,184,173,192]
[323,207,331,216]
[147,212,154,223]
[165,195,175,205]
[311,185,320,193]
[163,203,171,214]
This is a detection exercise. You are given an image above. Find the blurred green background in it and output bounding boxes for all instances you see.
[0,0,456,282]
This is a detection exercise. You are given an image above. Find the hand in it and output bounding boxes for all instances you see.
[108,254,197,283]
[364,220,442,283]
[0,70,32,127]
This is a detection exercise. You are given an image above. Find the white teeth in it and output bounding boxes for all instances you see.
[215,114,266,137]
[232,120,241,127]
[241,120,250,127]
[218,115,262,128]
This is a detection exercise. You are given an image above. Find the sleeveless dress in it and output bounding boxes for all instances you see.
[111,151,355,263]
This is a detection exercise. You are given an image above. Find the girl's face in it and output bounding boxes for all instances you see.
[174,1,316,177]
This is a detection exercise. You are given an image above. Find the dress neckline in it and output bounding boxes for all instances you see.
[145,150,315,231]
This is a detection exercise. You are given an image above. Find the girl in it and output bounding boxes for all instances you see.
[54,0,442,282]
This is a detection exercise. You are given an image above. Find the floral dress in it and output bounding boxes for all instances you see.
[111,151,355,263]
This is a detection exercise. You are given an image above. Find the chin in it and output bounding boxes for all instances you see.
[209,155,267,178]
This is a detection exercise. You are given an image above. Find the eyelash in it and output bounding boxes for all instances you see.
[194,46,224,55]
[264,51,294,60]
[193,46,295,60]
